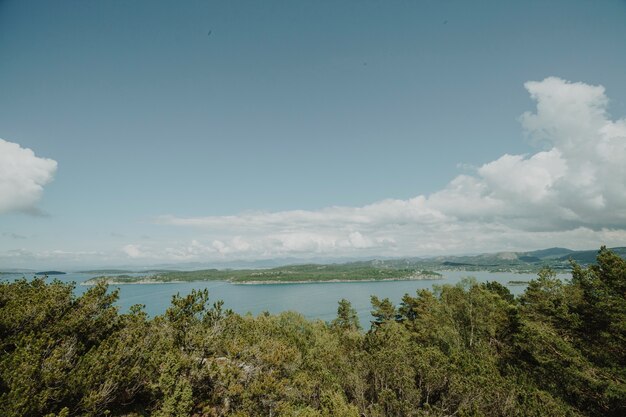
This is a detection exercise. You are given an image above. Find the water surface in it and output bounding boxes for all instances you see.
[4,270,569,326]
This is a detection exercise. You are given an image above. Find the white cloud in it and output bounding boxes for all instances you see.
[2,77,623,268]
[123,244,150,259]
[425,78,626,231]
[152,77,626,260]
[0,139,57,214]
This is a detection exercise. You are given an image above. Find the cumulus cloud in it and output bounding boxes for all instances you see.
[422,78,626,231]
[120,232,395,261]
[151,77,626,260]
[123,244,152,259]
[0,139,57,214]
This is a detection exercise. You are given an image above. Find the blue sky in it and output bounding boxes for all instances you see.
[1,0,626,269]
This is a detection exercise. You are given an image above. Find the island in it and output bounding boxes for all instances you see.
[507,280,531,286]
[82,262,443,285]
[35,271,66,275]
[80,246,626,286]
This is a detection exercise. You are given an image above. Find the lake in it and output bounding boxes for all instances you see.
[3,270,570,327]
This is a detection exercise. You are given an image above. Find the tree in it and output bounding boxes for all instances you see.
[370,296,397,328]
[482,281,515,304]
[333,299,361,331]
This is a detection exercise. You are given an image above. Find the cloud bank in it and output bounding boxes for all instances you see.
[0,139,58,215]
[142,77,626,261]
[3,78,623,267]
[143,77,626,259]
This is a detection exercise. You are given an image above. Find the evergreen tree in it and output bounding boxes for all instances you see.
[333,298,361,331]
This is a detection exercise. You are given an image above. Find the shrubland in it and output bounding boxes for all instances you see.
[1,247,624,416]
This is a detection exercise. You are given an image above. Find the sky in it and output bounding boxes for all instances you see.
[1,0,626,269]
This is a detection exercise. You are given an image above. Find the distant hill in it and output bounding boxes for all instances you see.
[77,269,135,274]
[525,247,575,259]
[411,247,626,272]
[35,271,66,275]
[45,247,626,279]
[77,269,183,274]
[557,247,626,264]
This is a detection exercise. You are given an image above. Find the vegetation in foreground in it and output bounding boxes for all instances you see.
[1,247,625,416]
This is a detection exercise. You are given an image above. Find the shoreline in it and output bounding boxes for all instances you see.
[80,275,443,286]
[80,279,188,286]
[231,275,444,285]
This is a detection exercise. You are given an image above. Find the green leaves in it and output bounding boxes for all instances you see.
[1,247,625,416]
[333,299,361,332]
[370,296,397,328]
[514,250,626,416]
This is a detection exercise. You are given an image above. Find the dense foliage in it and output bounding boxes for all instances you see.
[1,247,624,416]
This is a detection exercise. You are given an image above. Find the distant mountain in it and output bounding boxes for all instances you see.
[74,247,626,283]
[525,247,575,259]
[35,247,624,276]
[557,247,626,264]
[413,247,626,272]
[137,255,396,271]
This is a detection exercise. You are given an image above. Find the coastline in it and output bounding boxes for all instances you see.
[80,274,443,286]
[231,275,444,285]
[80,279,187,286]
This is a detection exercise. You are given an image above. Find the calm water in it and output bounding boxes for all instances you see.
[3,270,570,326]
